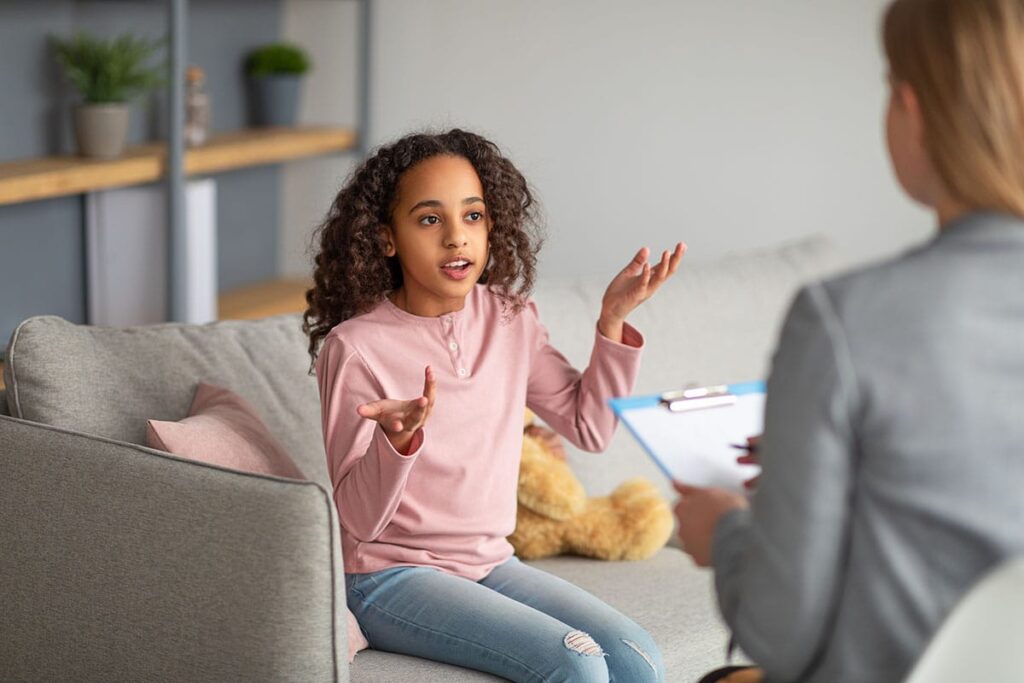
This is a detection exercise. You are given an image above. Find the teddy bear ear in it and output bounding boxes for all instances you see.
[523,408,535,428]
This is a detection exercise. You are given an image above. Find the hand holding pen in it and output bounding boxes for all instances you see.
[731,435,761,491]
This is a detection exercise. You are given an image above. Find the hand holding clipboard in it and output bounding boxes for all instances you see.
[610,381,765,493]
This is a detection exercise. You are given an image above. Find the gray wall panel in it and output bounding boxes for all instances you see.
[0,197,85,350]
[215,166,279,292]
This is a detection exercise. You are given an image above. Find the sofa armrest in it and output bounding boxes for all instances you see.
[0,415,346,682]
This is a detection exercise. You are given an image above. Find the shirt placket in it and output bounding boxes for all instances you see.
[441,314,469,380]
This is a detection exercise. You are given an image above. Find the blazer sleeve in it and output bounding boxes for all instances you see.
[524,300,644,452]
[711,283,860,681]
[316,335,422,542]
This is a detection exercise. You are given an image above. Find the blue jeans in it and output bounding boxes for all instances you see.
[346,557,664,682]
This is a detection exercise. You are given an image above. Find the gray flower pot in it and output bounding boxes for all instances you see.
[247,74,302,127]
[74,103,130,159]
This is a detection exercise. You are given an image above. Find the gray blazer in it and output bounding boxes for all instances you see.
[713,211,1024,682]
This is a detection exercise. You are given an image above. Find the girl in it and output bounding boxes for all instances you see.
[676,0,1024,682]
[304,129,685,682]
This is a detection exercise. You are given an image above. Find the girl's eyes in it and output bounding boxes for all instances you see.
[416,211,485,226]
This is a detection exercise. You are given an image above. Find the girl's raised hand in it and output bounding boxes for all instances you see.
[598,242,686,342]
[356,366,437,455]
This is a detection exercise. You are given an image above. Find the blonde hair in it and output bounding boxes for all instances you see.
[884,0,1024,216]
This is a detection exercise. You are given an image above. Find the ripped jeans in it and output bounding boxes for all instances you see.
[346,557,664,682]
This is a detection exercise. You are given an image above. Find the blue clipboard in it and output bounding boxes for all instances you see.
[610,381,766,491]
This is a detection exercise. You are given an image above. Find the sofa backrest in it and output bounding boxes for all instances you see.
[3,315,329,488]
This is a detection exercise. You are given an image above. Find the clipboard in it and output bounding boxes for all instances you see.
[610,381,765,492]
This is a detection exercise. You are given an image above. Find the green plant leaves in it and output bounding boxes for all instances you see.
[51,32,165,104]
[245,43,311,77]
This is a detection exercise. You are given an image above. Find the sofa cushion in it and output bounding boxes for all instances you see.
[3,314,330,489]
[147,382,307,480]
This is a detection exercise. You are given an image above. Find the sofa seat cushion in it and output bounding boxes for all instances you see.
[3,314,331,489]
[349,548,730,682]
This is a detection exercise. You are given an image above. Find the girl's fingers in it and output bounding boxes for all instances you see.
[655,243,684,284]
[357,402,382,419]
[646,250,670,291]
[638,262,651,293]
[623,246,650,276]
[423,366,437,407]
[670,242,687,273]
[403,395,430,428]
[658,249,671,280]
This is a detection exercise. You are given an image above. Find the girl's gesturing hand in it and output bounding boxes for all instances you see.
[356,366,437,455]
[599,242,686,343]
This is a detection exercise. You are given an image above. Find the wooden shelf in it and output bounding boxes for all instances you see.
[0,126,357,206]
[218,278,311,321]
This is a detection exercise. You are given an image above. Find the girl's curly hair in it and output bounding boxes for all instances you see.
[303,128,543,370]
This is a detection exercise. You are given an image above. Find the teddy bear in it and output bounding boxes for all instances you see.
[508,411,674,561]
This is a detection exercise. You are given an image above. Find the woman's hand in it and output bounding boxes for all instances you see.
[357,366,437,455]
[738,435,761,491]
[599,242,686,342]
[673,481,748,567]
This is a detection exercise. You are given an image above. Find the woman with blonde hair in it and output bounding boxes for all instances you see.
[675,0,1024,681]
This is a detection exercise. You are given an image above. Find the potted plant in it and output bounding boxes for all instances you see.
[52,32,163,159]
[244,42,311,127]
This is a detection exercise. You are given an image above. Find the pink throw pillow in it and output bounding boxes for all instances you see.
[146,382,305,480]
[347,608,370,661]
[146,382,369,661]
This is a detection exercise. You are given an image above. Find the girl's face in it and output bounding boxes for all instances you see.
[382,154,492,317]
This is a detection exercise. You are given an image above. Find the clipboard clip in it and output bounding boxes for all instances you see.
[659,384,737,412]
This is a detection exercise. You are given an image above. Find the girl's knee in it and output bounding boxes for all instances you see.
[552,629,610,682]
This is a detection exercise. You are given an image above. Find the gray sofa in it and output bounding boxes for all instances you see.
[0,236,841,682]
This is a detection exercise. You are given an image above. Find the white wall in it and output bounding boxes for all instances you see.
[283,0,935,280]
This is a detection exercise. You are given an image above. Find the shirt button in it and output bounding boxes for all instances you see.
[457,368,467,377]
[449,342,458,351]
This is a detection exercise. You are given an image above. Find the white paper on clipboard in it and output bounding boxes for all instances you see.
[610,382,765,492]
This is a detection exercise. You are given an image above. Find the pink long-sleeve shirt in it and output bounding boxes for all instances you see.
[315,284,644,581]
